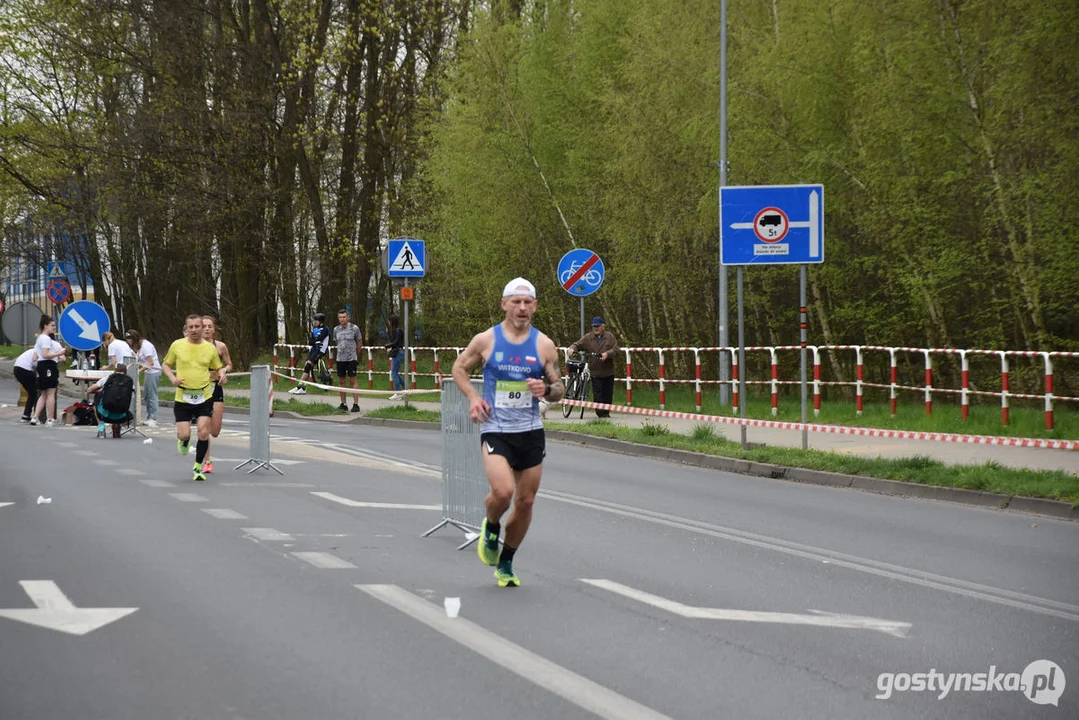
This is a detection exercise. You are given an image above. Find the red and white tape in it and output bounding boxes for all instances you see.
[559,398,1079,451]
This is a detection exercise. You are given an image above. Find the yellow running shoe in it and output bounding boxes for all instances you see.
[177,438,190,456]
[477,518,500,566]
[495,560,519,588]
[193,462,207,482]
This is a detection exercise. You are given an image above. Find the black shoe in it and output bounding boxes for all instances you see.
[337,403,348,411]
[351,404,361,412]
[21,416,31,423]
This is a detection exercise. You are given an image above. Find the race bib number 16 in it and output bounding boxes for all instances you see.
[495,380,531,408]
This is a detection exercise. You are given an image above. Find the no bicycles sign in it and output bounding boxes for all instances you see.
[557,249,605,297]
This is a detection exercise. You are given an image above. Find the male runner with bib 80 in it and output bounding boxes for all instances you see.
[451,277,564,587]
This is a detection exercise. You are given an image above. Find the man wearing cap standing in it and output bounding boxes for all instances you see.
[567,317,620,418]
[451,277,564,588]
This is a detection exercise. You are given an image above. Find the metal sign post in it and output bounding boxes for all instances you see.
[737,267,746,449]
[800,265,808,450]
[403,279,410,407]
[234,366,283,475]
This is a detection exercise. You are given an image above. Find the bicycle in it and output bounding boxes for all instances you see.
[315,355,332,387]
[561,352,599,419]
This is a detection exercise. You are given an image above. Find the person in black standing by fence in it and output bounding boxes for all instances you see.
[385,314,405,400]
[566,316,620,418]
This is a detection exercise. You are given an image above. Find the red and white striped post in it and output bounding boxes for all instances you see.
[272,345,279,389]
[769,347,779,417]
[288,346,297,386]
[693,349,702,412]
[1000,352,1010,426]
[960,351,970,421]
[923,350,933,416]
[732,350,740,414]
[432,349,442,387]
[855,346,864,416]
[624,349,633,406]
[328,345,336,371]
[889,349,898,416]
[1043,352,1054,430]
[366,347,374,389]
[812,346,822,416]
[409,348,417,390]
[657,349,666,410]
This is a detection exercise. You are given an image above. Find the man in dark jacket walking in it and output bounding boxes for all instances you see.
[567,316,620,417]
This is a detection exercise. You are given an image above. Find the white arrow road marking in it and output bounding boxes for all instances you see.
[311,491,439,511]
[581,579,911,638]
[0,581,138,636]
[67,309,101,343]
[357,584,672,720]
[0,502,13,509]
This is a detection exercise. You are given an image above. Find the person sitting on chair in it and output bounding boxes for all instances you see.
[89,364,135,437]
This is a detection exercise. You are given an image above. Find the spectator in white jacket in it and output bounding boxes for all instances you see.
[124,329,161,426]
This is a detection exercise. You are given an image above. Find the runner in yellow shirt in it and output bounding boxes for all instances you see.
[162,314,225,481]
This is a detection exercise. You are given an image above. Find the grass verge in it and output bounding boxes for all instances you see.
[547,420,1079,504]
[0,345,26,359]
[226,394,340,417]
[365,405,442,423]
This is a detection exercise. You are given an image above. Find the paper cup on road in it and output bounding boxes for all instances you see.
[37,496,52,505]
[444,597,461,618]
[143,438,153,445]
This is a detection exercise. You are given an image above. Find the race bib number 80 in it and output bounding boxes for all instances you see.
[495,380,532,408]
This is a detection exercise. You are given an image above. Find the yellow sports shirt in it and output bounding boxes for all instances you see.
[163,338,223,404]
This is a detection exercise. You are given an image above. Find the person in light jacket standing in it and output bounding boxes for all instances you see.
[566,316,620,418]
[125,330,161,427]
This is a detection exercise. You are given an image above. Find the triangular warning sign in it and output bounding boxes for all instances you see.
[389,241,423,273]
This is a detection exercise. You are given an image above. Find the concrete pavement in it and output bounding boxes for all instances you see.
[2,398,1077,719]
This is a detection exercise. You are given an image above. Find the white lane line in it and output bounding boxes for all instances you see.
[93,459,121,467]
[169,493,209,503]
[243,528,295,541]
[202,508,249,520]
[219,482,314,488]
[115,469,145,477]
[311,491,439,511]
[58,442,78,448]
[0,502,14,509]
[139,479,175,488]
[542,489,1079,623]
[291,551,356,569]
[580,579,910,638]
[357,584,671,720]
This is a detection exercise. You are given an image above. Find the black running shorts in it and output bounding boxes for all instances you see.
[481,430,546,472]
[336,360,358,378]
[174,398,214,423]
[211,382,224,403]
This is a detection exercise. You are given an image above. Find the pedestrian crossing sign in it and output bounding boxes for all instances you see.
[387,238,425,278]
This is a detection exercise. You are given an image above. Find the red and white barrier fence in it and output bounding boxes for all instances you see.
[273,343,1078,430]
[559,397,1079,450]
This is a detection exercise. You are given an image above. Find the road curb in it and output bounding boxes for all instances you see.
[3,363,1073,520]
[544,430,1076,521]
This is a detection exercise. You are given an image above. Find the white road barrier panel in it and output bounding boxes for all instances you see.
[234,365,283,475]
[424,380,486,549]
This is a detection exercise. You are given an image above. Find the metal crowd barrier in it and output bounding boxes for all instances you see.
[423,379,486,549]
[234,365,283,474]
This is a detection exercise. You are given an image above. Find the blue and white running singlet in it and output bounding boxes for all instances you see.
[480,324,545,434]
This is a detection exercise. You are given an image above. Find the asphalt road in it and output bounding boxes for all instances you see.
[1,377,1077,719]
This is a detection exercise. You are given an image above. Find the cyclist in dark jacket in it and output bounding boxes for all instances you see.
[567,317,620,417]
[289,313,330,394]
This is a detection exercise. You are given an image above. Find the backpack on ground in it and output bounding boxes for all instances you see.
[101,374,135,415]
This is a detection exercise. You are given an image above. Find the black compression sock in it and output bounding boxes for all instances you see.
[196,440,209,464]
[486,521,501,538]
[500,546,517,564]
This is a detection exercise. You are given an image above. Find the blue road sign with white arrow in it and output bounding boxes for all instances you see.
[59,300,110,352]
[720,184,824,265]
[387,238,426,278]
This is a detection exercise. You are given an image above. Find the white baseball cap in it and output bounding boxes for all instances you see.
[502,277,536,298]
